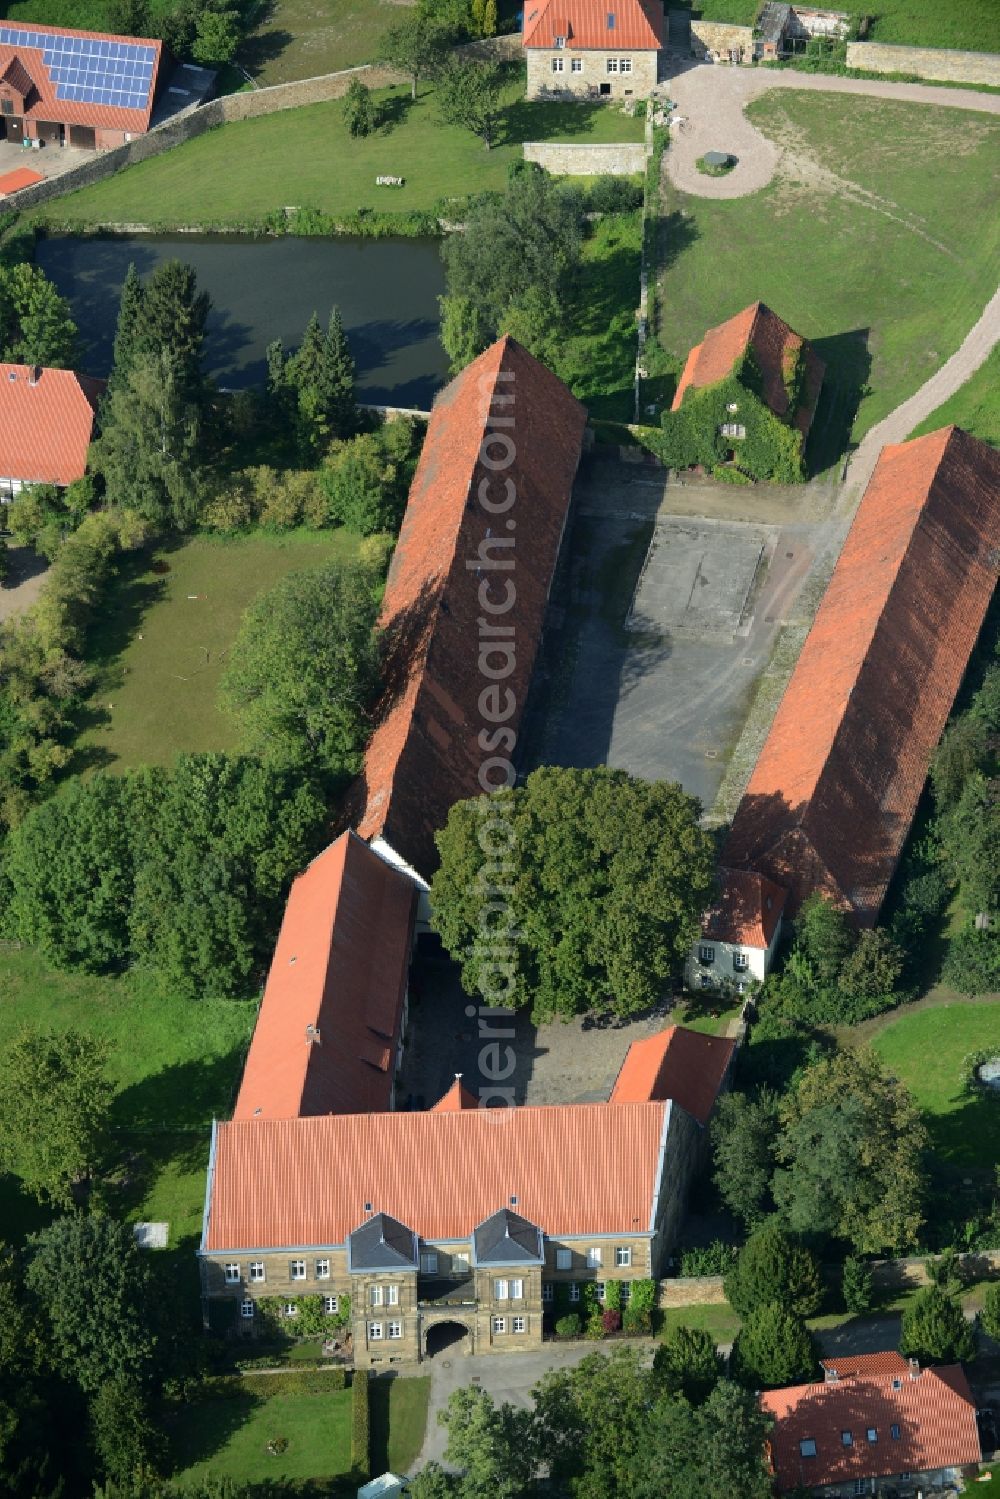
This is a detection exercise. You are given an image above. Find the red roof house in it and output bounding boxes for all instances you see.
[761,1359,981,1492]
[672,301,825,438]
[522,0,664,100]
[523,0,664,50]
[233,832,417,1122]
[609,1025,735,1122]
[0,20,164,149]
[0,363,103,491]
[724,426,1000,926]
[0,166,44,196]
[351,336,587,881]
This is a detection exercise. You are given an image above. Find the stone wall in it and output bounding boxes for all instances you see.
[871,1248,1000,1292]
[687,20,754,64]
[657,1275,727,1308]
[2,62,406,220]
[523,140,649,174]
[846,40,1000,86]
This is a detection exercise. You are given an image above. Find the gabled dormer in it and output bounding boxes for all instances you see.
[1,54,37,113]
[472,1207,545,1267]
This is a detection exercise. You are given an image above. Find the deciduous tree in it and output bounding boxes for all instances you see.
[435,56,504,149]
[0,263,78,368]
[343,76,376,136]
[711,1087,781,1229]
[381,14,451,99]
[0,1031,113,1208]
[431,766,715,1021]
[437,1386,537,1497]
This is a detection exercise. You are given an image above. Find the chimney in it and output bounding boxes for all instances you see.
[28,366,40,387]
[305,1024,321,1046]
[824,1366,839,1383]
[908,1357,920,1379]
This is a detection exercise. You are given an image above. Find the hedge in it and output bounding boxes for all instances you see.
[352,1368,371,1480]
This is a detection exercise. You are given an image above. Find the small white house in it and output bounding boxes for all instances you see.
[687,868,787,993]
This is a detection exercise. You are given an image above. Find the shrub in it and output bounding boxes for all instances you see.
[730,1303,816,1388]
[981,1283,1000,1341]
[555,1313,582,1339]
[678,1242,740,1278]
[584,1313,606,1340]
[841,1256,874,1316]
[602,1308,622,1334]
[586,176,644,214]
[604,1281,623,1313]
[724,1223,823,1319]
[622,1304,652,1335]
[654,1323,723,1404]
[900,1285,976,1365]
[943,927,1000,995]
[351,1368,371,1479]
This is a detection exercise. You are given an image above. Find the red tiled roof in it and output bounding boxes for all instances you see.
[762,1363,981,1491]
[430,1078,480,1111]
[203,1100,669,1250]
[671,301,824,436]
[351,336,587,878]
[609,1026,735,1123]
[702,868,787,947]
[0,20,163,134]
[822,1353,910,1380]
[1,53,36,97]
[233,832,416,1121]
[523,0,665,49]
[0,166,44,196]
[0,363,103,486]
[725,426,1000,926]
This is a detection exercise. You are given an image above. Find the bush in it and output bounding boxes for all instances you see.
[584,1313,606,1340]
[724,1223,823,1319]
[585,176,644,214]
[899,1285,976,1365]
[678,1242,740,1278]
[943,927,1000,995]
[730,1303,816,1389]
[981,1283,1000,1341]
[554,1313,582,1339]
[242,1369,347,1397]
[601,1308,622,1334]
[351,1368,371,1479]
[841,1256,874,1316]
[654,1323,723,1404]
[604,1281,623,1313]
[622,1304,653,1335]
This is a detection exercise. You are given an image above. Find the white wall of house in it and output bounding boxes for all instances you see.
[685,917,783,994]
[526,48,658,99]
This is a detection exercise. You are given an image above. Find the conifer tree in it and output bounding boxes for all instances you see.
[109,262,144,393]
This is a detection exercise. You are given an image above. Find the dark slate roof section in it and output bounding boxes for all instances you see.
[472,1207,545,1266]
[347,1212,418,1272]
[757,0,791,42]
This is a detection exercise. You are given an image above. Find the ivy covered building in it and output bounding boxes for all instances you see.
[659,302,824,482]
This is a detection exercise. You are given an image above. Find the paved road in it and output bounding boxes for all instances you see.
[661,58,1000,200]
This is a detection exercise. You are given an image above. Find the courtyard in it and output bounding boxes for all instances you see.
[522,454,835,811]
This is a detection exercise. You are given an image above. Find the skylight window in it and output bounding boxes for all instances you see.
[606,12,615,27]
[799,1439,816,1459]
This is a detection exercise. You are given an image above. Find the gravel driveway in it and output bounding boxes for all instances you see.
[661,60,1000,200]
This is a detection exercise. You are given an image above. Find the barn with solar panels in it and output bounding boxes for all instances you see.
[0,20,164,150]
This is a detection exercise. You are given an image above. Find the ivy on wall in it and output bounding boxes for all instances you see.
[650,364,807,483]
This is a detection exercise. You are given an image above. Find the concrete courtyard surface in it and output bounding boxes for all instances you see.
[0,138,96,185]
[399,938,701,1112]
[523,456,828,809]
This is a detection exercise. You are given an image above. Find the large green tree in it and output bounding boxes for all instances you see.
[25,1217,158,1394]
[533,1347,652,1499]
[773,1047,928,1254]
[634,1382,774,1499]
[723,1222,823,1320]
[90,1377,167,1488]
[220,560,380,775]
[0,263,78,368]
[133,259,210,405]
[730,1303,817,1389]
[0,1031,113,1208]
[435,55,504,148]
[380,13,451,98]
[267,308,358,460]
[711,1087,781,1229]
[899,1285,976,1365]
[94,349,207,528]
[431,766,715,1021]
[652,1323,724,1405]
[439,167,583,369]
[436,1386,536,1498]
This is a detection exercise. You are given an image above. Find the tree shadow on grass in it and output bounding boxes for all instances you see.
[378,92,415,135]
[805,326,872,477]
[164,1385,265,1474]
[112,1046,250,1134]
[503,96,630,145]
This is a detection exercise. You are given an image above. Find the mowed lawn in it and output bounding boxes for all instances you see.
[75,529,360,772]
[655,92,1000,452]
[39,82,644,227]
[910,346,1000,447]
[370,1375,431,1474]
[871,1000,1000,1168]
[169,1384,353,1488]
[0,944,255,1245]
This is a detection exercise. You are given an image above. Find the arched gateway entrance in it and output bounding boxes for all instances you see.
[424,1319,473,1358]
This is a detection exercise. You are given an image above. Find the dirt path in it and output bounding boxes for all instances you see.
[0,544,49,624]
[661,61,1000,200]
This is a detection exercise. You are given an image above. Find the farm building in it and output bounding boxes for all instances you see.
[0,362,103,501]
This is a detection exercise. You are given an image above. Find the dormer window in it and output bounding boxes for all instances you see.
[554,33,566,45]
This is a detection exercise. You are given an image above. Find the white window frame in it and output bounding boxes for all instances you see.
[420,1252,438,1274]
[494,1278,509,1301]
[323,1295,338,1315]
[369,1321,383,1340]
[615,1247,631,1268]
[542,1283,553,1303]
[698,945,715,965]
[606,57,619,72]
[240,1298,254,1318]
[571,56,582,72]
[386,1284,399,1307]
[510,1278,523,1300]
[290,1259,306,1281]
[493,1316,506,1334]
[283,1301,298,1318]
[569,1282,580,1302]
[370,1285,384,1307]
[248,1261,265,1283]
[595,1281,606,1302]
[316,1259,330,1280]
[224,1263,241,1284]
[552,57,564,73]
[554,33,565,45]
[555,1248,572,1270]
[733,951,749,971]
[587,1247,602,1268]
[513,1315,526,1333]
[388,1319,403,1339]
[620,56,632,72]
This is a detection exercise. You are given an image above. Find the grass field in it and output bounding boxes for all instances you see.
[37,80,644,227]
[870,1000,1000,1168]
[0,943,255,1246]
[654,92,1000,458]
[559,210,642,421]
[370,1375,431,1475]
[74,529,358,774]
[909,346,1000,447]
[168,1384,353,1488]
[667,0,999,50]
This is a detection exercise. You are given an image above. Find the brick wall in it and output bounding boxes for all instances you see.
[657,1274,727,1308]
[846,40,1000,86]
[687,20,754,64]
[523,140,649,173]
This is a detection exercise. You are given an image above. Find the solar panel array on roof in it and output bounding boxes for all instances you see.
[0,25,155,111]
